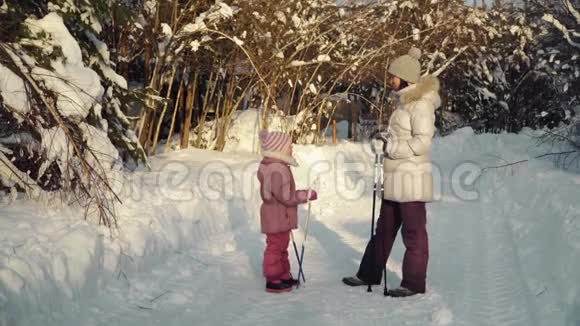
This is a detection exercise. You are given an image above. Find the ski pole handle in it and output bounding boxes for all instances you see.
[303,176,319,242]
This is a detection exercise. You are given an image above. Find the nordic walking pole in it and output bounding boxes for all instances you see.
[296,198,311,289]
[378,149,388,296]
[373,138,389,296]
[296,177,319,289]
[291,231,306,283]
[367,149,379,293]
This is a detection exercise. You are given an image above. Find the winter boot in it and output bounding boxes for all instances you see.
[281,277,299,286]
[342,276,367,287]
[386,287,418,298]
[266,281,293,293]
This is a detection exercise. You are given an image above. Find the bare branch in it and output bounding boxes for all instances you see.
[482,150,580,172]
[432,47,468,77]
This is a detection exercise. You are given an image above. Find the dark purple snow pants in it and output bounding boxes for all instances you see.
[357,200,429,293]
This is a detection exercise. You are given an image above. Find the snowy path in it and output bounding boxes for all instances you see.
[22,146,545,326]
[428,195,538,326]
[43,199,539,326]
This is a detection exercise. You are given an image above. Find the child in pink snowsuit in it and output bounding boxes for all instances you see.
[257,130,317,293]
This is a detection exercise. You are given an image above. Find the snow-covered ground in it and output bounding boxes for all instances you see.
[1,127,579,326]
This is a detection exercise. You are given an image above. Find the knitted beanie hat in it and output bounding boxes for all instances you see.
[388,47,422,84]
[258,129,297,166]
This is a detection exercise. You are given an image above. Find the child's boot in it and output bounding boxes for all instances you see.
[266,281,293,293]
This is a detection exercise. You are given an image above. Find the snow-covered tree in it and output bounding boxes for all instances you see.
[0,0,147,228]
[535,0,580,162]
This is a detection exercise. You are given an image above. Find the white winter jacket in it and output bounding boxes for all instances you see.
[383,76,441,202]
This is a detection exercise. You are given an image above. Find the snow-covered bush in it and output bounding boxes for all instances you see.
[0,0,147,227]
[25,0,573,158]
[537,0,580,159]
[421,2,579,135]
[146,0,519,145]
[104,0,578,149]
[214,0,577,139]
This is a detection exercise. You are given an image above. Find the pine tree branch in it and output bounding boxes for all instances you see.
[1,44,121,228]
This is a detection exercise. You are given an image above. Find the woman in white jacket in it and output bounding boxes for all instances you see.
[343,47,441,297]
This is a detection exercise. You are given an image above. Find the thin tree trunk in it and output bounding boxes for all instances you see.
[138,33,153,146]
[137,30,151,147]
[211,81,224,150]
[150,66,178,155]
[195,71,219,147]
[119,30,129,81]
[144,39,151,84]
[332,120,337,144]
[165,69,186,153]
[138,111,149,146]
[181,72,198,149]
[352,108,358,142]
[144,110,155,151]
[171,0,179,30]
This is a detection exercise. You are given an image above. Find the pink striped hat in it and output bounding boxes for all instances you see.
[258,129,298,166]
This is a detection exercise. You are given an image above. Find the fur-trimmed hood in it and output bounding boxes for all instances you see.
[260,153,299,167]
[397,75,441,109]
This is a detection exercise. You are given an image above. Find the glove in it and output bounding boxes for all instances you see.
[297,189,318,203]
[379,132,390,142]
[308,189,318,201]
[371,132,389,154]
[371,130,390,141]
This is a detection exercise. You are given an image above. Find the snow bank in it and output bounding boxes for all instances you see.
[191,109,304,153]
[192,108,343,153]
[222,109,302,153]
[191,109,348,153]
[221,109,263,153]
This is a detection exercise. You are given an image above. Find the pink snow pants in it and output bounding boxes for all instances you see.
[263,231,292,283]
